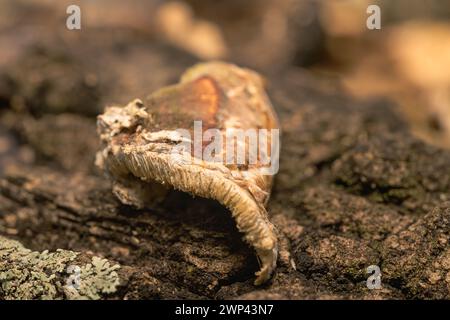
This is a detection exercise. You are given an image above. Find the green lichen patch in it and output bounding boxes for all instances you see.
[0,236,120,300]
[0,236,78,299]
[64,256,121,300]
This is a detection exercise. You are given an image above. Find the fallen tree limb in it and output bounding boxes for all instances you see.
[0,70,449,299]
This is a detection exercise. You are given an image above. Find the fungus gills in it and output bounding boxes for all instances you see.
[96,62,280,285]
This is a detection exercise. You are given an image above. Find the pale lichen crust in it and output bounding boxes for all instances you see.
[96,62,280,285]
[0,236,120,299]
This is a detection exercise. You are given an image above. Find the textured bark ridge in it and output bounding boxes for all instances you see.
[96,62,280,285]
[1,65,450,299]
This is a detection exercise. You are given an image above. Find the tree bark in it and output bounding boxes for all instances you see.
[1,70,450,299]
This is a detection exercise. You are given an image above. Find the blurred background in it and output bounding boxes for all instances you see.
[0,0,449,174]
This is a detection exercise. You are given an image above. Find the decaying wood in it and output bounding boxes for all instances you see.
[1,69,450,299]
[1,1,450,301]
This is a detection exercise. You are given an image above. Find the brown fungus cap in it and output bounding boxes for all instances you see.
[96,62,280,285]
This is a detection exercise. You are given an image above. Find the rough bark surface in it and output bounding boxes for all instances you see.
[0,25,449,299]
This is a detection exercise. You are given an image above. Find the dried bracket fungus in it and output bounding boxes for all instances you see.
[96,62,280,284]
